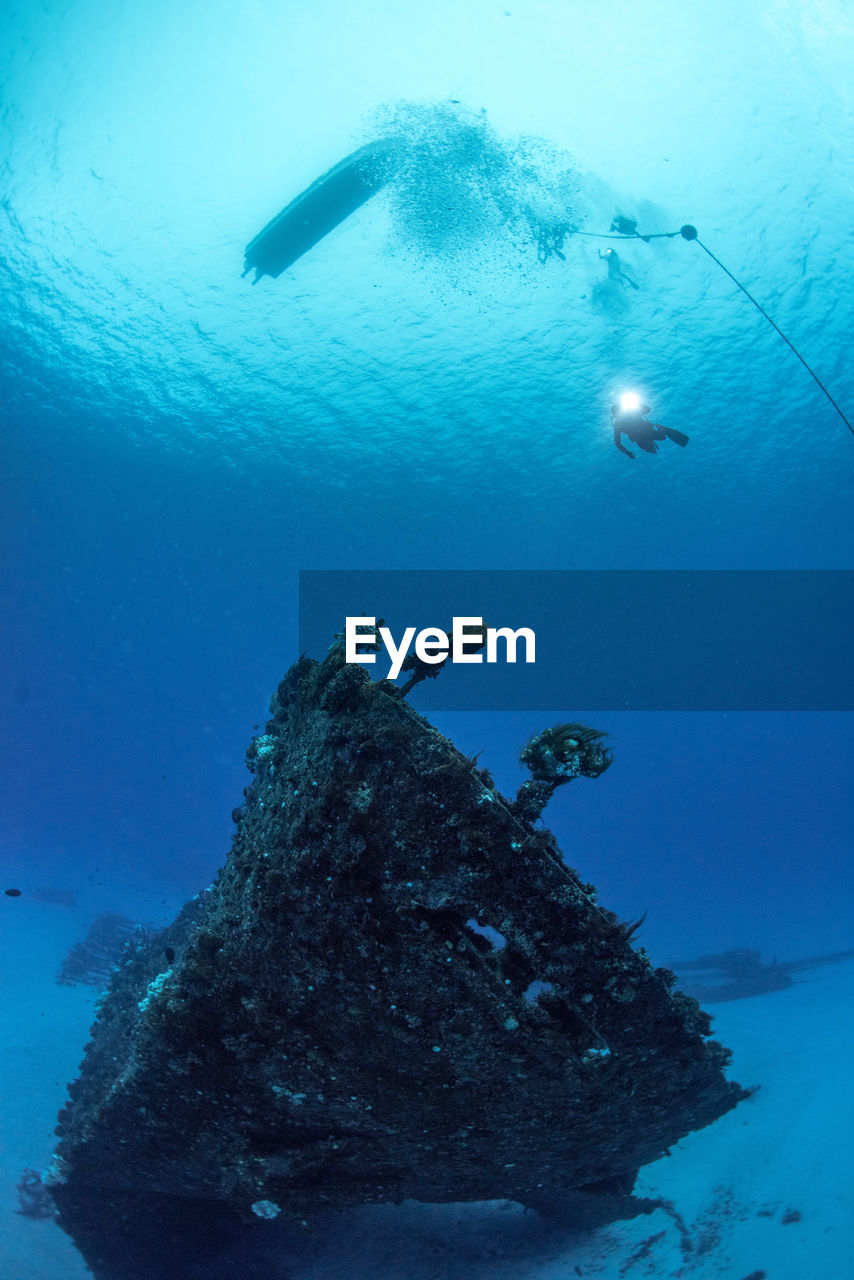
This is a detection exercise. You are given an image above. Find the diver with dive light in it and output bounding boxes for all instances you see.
[611,392,690,459]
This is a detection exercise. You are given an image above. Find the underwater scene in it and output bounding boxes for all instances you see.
[2,1,853,1277]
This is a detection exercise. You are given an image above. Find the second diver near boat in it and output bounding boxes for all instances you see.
[611,392,690,459]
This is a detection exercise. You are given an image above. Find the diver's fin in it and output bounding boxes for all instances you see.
[243,138,406,282]
[664,428,690,447]
[637,439,658,454]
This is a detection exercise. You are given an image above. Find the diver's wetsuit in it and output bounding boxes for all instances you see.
[612,403,689,459]
[599,248,639,290]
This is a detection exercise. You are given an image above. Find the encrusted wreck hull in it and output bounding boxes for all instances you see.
[51,648,747,1278]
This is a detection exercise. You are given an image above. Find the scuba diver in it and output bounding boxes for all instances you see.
[610,215,650,242]
[598,246,639,290]
[611,393,690,459]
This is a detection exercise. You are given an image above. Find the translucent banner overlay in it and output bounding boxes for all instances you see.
[299,570,854,710]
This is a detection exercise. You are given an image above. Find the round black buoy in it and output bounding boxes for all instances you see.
[680,224,698,240]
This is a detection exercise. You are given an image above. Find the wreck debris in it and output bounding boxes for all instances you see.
[49,645,748,1279]
[16,1168,57,1220]
[669,947,854,1003]
[56,912,150,989]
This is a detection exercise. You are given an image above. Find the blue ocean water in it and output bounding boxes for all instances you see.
[1,1,853,1277]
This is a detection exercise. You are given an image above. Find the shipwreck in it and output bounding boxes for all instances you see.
[48,637,748,1278]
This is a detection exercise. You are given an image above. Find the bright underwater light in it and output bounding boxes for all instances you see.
[619,391,641,412]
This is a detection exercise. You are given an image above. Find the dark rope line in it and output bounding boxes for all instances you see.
[686,228,853,437]
[572,230,681,240]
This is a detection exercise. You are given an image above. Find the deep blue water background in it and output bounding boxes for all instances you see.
[2,0,853,986]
